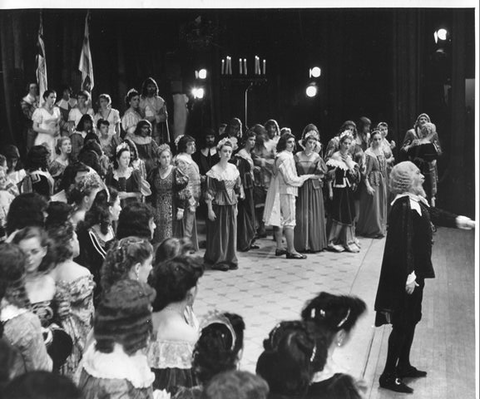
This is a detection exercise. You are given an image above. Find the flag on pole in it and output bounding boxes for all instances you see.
[78,11,94,92]
[36,13,48,104]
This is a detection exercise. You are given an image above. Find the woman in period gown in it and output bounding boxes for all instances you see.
[233,131,258,252]
[294,129,328,253]
[326,132,361,253]
[78,280,157,399]
[76,188,121,304]
[47,222,94,377]
[204,139,243,271]
[93,93,121,138]
[147,256,204,395]
[130,119,160,175]
[356,131,388,238]
[105,143,149,207]
[121,88,142,139]
[148,144,189,245]
[302,292,367,399]
[401,113,442,206]
[32,89,61,163]
[12,227,73,372]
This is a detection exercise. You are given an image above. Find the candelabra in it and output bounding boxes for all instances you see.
[220,55,268,128]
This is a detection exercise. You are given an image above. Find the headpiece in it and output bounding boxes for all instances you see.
[115,142,130,155]
[216,138,232,151]
[303,130,320,141]
[339,130,354,141]
[200,310,237,351]
[310,307,350,328]
[157,143,172,156]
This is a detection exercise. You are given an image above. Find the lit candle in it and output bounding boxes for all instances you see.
[244,58,247,75]
[263,59,266,75]
[227,56,232,75]
[221,59,225,75]
[239,58,243,75]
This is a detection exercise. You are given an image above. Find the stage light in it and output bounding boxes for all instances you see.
[198,69,207,79]
[192,87,205,99]
[306,84,317,98]
[309,66,321,78]
[434,28,449,43]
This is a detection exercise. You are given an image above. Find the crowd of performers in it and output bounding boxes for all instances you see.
[0,78,468,398]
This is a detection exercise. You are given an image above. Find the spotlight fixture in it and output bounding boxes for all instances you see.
[434,28,449,43]
[198,69,207,79]
[192,87,205,99]
[306,84,318,98]
[309,66,321,78]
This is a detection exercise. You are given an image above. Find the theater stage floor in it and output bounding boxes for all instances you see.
[193,226,476,399]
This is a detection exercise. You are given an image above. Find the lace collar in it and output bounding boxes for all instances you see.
[176,153,193,165]
[82,343,155,389]
[0,304,28,323]
[206,163,239,181]
[391,193,429,216]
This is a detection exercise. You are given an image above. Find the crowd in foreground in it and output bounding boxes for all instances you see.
[0,79,475,398]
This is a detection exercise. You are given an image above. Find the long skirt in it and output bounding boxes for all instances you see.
[356,180,387,238]
[204,204,238,268]
[294,180,327,252]
[237,187,256,251]
[328,187,356,247]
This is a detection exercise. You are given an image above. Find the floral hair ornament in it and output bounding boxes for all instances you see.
[339,130,354,141]
[303,130,320,142]
[200,310,237,351]
[115,142,130,155]
[216,138,232,151]
[157,143,172,157]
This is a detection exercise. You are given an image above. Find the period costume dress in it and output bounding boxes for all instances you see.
[175,153,202,251]
[129,135,159,175]
[139,95,169,144]
[1,305,52,372]
[356,148,388,238]
[326,154,360,251]
[105,167,145,207]
[76,224,115,304]
[121,108,142,139]
[32,106,62,162]
[21,93,39,150]
[401,127,442,203]
[147,338,196,395]
[294,151,328,252]
[56,274,95,376]
[148,166,189,244]
[234,149,257,251]
[79,343,156,399]
[67,107,94,131]
[94,108,121,137]
[374,194,457,327]
[204,163,242,270]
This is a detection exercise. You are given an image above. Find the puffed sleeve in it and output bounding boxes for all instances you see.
[31,108,43,124]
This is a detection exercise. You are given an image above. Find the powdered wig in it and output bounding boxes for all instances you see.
[116,201,155,240]
[389,161,418,195]
[0,243,29,309]
[94,279,155,356]
[101,236,153,292]
[256,320,319,396]
[192,312,245,384]
[148,255,204,312]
